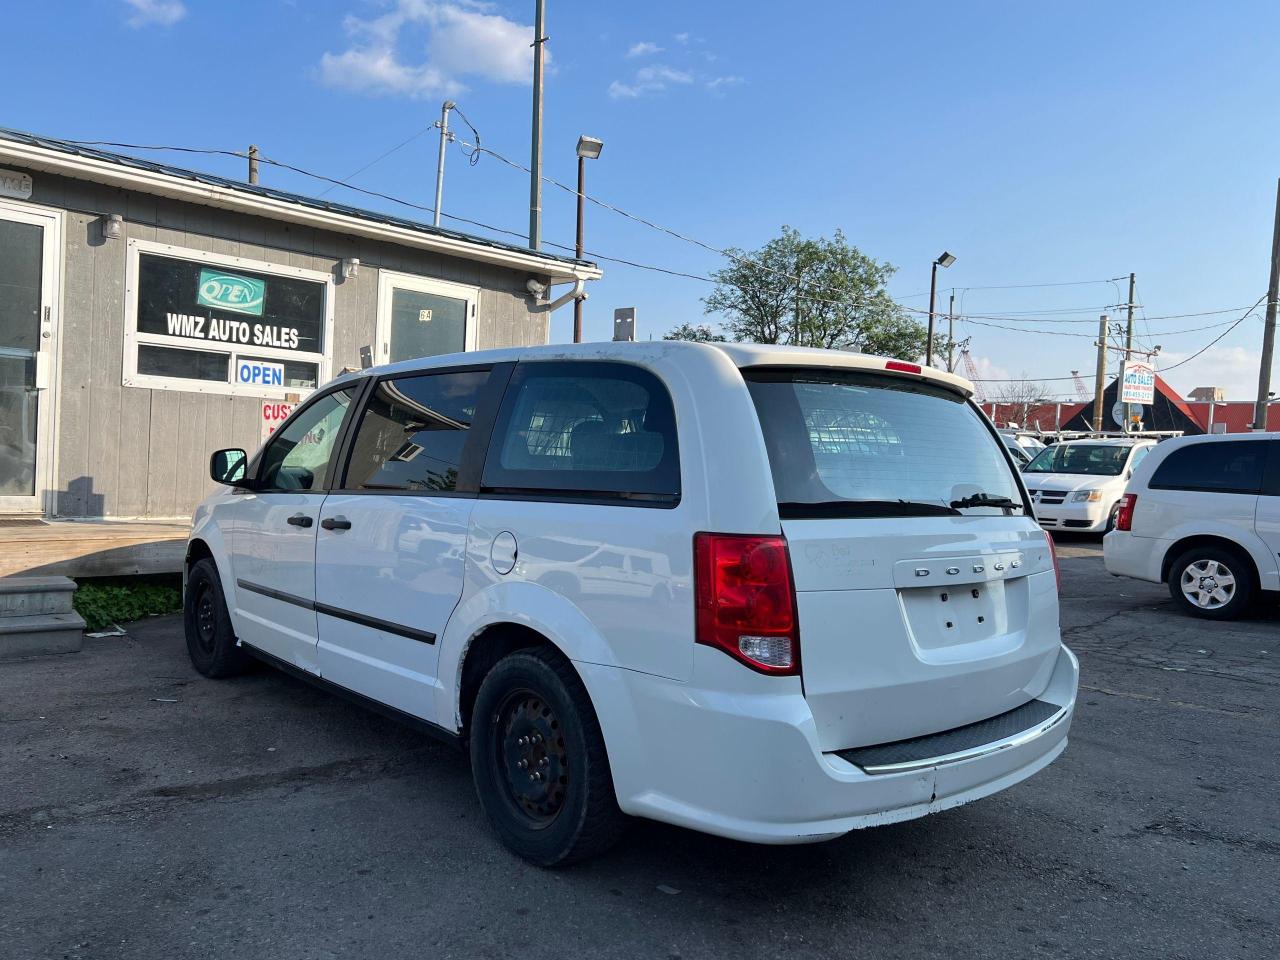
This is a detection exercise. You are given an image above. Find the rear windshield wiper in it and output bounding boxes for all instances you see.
[950,493,1022,512]
[779,500,961,519]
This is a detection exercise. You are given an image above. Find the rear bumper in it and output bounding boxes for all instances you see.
[581,643,1079,844]
[1103,531,1166,583]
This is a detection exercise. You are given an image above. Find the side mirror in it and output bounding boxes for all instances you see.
[210,448,251,487]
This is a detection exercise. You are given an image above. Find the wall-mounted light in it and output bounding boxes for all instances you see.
[101,213,123,241]
[341,257,360,280]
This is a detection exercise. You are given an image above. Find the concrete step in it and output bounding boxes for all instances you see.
[0,576,78,617]
[0,611,86,659]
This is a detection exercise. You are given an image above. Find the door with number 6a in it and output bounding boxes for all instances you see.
[375,271,478,365]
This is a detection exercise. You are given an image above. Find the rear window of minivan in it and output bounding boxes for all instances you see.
[745,369,1024,519]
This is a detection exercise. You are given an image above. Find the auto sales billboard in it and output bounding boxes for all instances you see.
[135,253,325,354]
[1120,360,1156,405]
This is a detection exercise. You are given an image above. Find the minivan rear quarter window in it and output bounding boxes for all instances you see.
[1150,440,1267,495]
[745,369,1023,518]
[482,361,680,504]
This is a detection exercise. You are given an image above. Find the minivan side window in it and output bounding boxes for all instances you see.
[257,387,357,491]
[1149,440,1267,495]
[1128,445,1151,472]
[341,369,491,493]
[482,361,680,504]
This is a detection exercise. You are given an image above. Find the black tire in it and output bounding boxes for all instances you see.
[1104,502,1121,534]
[184,558,251,678]
[469,647,624,866]
[1167,546,1255,621]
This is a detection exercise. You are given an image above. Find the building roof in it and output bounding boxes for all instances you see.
[0,126,601,284]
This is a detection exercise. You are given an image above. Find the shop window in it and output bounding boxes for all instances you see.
[123,239,333,398]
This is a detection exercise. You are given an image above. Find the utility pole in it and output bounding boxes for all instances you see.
[1125,272,1136,357]
[1254,178,1280,430]
[528,0,547,249]
[1092,314,1109,433]
[433,101,455,227]
[248,144,259,185]
[947,291,956,372]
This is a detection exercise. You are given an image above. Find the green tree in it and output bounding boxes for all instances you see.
[702,226,932,360]
[663,322,727,342]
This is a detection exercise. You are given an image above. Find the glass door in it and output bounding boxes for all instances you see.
[0,202,59,514]
[375,271,478,365]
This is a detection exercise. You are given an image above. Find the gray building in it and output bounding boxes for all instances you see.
[0,127,600,523]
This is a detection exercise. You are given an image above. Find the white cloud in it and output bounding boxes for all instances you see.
[319,1,541,98]
[627,41,663,58]
[123,0,186,27]
[706,74,745,93]
[674,32,691,45]
[608,64,693,99]
[1155,345,1268,401]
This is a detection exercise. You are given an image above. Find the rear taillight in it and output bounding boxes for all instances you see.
[1116,493,1137,532]
[693,533,800,675]
[1045,530,1061,592]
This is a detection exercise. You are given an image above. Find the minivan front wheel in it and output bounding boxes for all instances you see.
[469,648,623,866]
[184,558,251,678]
[1168,547,1254,620]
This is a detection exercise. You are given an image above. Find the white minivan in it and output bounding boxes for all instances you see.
[185,342,1078,865]
[1104,432,1280,619]
[1023,438,1157,534]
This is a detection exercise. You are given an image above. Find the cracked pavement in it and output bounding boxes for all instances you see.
[1,539,1277,960]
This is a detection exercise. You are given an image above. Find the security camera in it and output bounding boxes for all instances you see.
[526,278,547,299]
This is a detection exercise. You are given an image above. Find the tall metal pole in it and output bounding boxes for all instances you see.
[433,101,454,228]
[528,0,547,249]
[248,144,259,185]
[946,291,956,372]
[1125,272,1136,356]
[926,260,939,367]
[573,153,585,343]
[1093,314,1109,433]
[1254,178,1280,430]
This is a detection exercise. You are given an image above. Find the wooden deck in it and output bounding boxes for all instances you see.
[0,520,188,579]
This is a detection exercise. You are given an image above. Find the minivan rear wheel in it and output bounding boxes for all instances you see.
[184,558,251,678]
[469,647,623,866]
[1168,547,1255,620]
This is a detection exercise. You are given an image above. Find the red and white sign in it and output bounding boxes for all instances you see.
[1120,360,1156,405]
[261,401,295,442]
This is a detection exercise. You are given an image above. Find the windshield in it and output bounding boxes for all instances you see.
[1025,443,1131,476]
[745,370,1024,518]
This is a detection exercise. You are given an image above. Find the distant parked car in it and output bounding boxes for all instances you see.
[1104,433,1280,619]
[1023,438,1157,534]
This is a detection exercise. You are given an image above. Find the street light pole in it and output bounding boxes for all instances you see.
[528,0,547,249]
[926,251,955,367]
[432,100,455,228]
[573,136,603,343]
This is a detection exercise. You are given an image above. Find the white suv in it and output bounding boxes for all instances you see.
[185,342,1078,865]
[1023,438,1157,534]
[1104,432,1280,619]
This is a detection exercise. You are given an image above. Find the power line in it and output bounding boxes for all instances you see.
[1155,294,1267,373]
[316,126,435,198]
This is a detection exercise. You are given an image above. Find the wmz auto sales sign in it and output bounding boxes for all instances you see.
[1120,360,1156,405]
[135,252,324,354]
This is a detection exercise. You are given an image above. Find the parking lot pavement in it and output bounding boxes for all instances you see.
[2,557,1277,960]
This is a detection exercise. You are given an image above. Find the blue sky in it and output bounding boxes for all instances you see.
[8,0,1280,399]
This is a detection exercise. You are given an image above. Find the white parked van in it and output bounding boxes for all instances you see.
[1023,438,1157,533]
[1104,432,1280,619]
[185,342,1078,865]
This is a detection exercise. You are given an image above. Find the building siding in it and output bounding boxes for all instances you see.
[25,171,546,520]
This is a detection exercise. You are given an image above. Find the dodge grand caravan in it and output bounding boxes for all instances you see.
[186,342,1078,865]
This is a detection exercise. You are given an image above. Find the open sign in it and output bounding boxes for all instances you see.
[237,360,284,387]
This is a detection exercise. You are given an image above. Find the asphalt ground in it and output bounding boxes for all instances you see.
[2,539,1277,960]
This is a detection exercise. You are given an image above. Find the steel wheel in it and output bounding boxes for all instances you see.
[194,583,218,655]
[493,688,569,827]
[1179,559,1236,610]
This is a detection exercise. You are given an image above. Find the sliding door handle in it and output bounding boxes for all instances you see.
[321,516,351,531]
[286,514,313,528]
